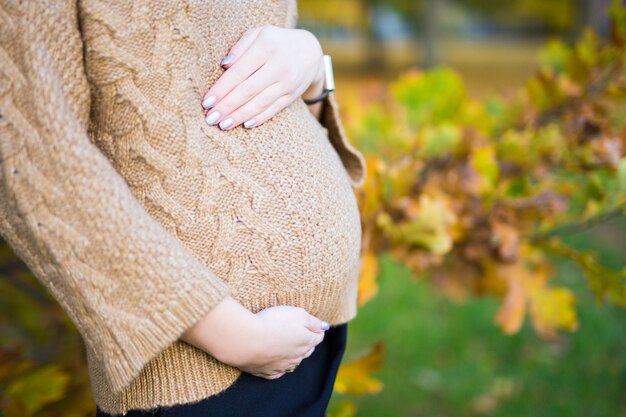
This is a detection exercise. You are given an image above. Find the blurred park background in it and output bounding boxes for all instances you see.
[300,0,614,99]
[1,1,625,416]
[296,1,626,416]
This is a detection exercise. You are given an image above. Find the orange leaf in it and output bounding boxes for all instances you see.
[494,267,527,334]
[358,251,379,306]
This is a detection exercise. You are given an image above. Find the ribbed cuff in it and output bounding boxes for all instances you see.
[102,276,233,393]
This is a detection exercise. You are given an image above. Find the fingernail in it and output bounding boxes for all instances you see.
[321,321,330,330]
[205,111,221,125]
[219,117,234,130]
[220,54,234,66]
[202,95,217,109]
[243,118,256,128]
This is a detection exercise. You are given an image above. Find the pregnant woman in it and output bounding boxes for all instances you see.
[0,0,367,416]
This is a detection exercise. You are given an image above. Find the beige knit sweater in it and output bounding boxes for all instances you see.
[0,0,367,414]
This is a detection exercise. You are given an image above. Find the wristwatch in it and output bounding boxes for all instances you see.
[303,54,335,105]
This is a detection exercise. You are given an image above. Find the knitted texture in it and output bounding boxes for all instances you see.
[0,0,367,414]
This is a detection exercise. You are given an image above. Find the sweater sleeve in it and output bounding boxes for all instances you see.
[0,0,232,394]
[319,91,368,188]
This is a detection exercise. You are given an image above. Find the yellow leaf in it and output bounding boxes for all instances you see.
[382,194,457,255]
[493,255,577,338]
[334,341,385,396]
[469,145,499,194]
[358,250,379,307]
[529,287,579,339]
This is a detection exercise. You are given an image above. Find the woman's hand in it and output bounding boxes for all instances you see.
[241,305,329,379]
[180,295,329,380]
[201,25,325,130]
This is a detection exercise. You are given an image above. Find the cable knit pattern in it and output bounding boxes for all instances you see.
[0,0,367,414]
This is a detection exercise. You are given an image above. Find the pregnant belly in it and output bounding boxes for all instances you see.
[201,100,363,302]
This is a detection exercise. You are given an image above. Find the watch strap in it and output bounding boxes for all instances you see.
[304,55,335,105]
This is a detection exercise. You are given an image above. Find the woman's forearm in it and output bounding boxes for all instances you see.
[180,295,262,364]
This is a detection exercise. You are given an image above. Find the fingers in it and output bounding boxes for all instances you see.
[305,314,331,333]
[220,26,263,69]
[257,371,284,380]
[202,26,263,110]
[252,337,318,380]
[202,37,268,111]
[203,65,285,129]
[303,346,315,358]
[216,85,292,130]
[237,94,294,129]
[313,329,325,346]
[202,24,304,130]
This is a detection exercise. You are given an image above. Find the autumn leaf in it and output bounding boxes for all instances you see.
[470,145,499,194]
[493,255,578,336]
[490,221,520,262]
[377,194,457,255]
[529,287,579,339]
[358,250,380,307]
[334,341,385,396]
[494,265,527,334]
[326,400,358,417]
[5,364,70,416]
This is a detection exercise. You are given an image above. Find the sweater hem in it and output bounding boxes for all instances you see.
[90,278,359,415]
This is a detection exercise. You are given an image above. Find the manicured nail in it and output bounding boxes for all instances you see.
[243,118,256,128]
[220,54,234,66]
[202,95,216,109]
[321,321,330,330]
[219,117,234,130]
[205,111,220,125]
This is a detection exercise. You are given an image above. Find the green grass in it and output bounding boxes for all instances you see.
[330,218,626,417]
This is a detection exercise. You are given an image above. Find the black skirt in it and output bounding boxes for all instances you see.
[96,323,348,417]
